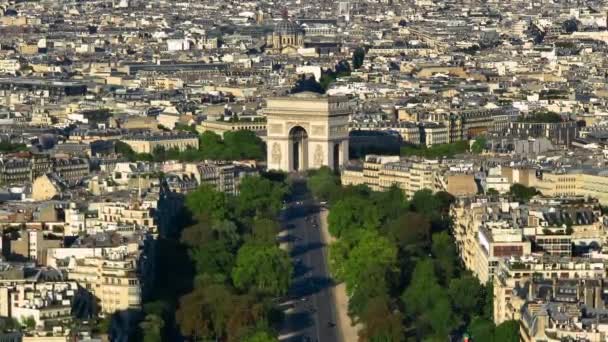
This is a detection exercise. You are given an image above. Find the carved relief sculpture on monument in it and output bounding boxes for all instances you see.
[314,144,324,167]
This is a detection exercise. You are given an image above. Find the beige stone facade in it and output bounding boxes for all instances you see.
[31,174,60,201]
[67,257,141,314]
[341,155,444,198]
[265,93,350,172]
[123,133,199,153]
[9,230,62,263]
[501,167,608,205]
[197,120,266,136]
[451,199,532,284]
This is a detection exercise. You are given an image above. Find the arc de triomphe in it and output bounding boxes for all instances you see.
[265,92,350,172]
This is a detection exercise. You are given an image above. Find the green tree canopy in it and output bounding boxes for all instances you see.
[292,75,325,94]
[199,130,265,161]
[467,317,495,342]
[517,111,562,123]
[140,314,164,342]
[431,231,458,284]
[471,137,487,154]
[231,242,292,296]
[237,176,287,218]
[327,197,381,238]
[249,217,280,244]
[199,131,225,159]
[175,282,267,341]
[340,231,398,296]
[352,47,366,69]
[307,167,340,202]
[358,296,405,342]
[509,183,538,203]
[223,130,265,160]
[0,142,28,153]
[410,189,441,219]
[402,259,456,339]
[243,330,279,342]
[330,229,398,320]
[448,275,484,323]
[185,184,231,221]
[189,239,237,282]
[494,320,519,342]
[384,212,431,255]
[370,185,409,223]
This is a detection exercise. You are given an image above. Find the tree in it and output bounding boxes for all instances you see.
[487,188,499,196]
[244,330,279,342]
[21,316,36,330]
[352,47,366,69]
[482,281,494,320]
[370,185,409,223]
[231,242,292,296]
[327,197,381,237]
[175,286,212,340]
[292,75,325,94]
[467,317,495,342]
[307,167,340,202]
[237,176,287,218]
[509,184,538,203]
[115,141,137,162]
[185,185,231,221]
[471,137,487,154]
[199,131,225,160]
[358,296,405,342]
[152,145,168,162]
[223,294,267,341]
[329,229,399,320]
[223,130,265,160]
[517,111,562,123]
[431,231,458,284]
[494,320,519,342]
[410,189,441,218]
[448,275,484,323]
[562,19,580,33]
[249,217,280,244]
[384,212,431,255]
[0,142,28,153]
[341,231,398,296]
[402,259,456,339]
[175,123,198,134]
[175,282,235,340]
[140,314,164,342]
[190,240,237,281]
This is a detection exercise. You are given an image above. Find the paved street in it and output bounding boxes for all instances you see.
[278,181,339,342]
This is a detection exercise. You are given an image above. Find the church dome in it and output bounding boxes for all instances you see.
[275,20,302,35]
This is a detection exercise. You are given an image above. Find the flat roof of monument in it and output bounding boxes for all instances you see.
[268,92,348,102]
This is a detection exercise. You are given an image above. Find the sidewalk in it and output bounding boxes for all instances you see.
[319,210,361,342]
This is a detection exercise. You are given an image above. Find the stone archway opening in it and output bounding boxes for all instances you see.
[289,126,308,171]
[333,143,340,171]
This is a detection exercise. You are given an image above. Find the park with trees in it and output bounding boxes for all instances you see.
[308,167,519,341]
[139,173,291,342]
[115,130,266,163]
[115,163,521,342]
